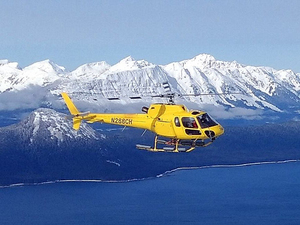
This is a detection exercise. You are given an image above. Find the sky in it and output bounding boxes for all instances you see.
[0,0,300,72]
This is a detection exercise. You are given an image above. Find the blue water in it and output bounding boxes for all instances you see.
[1,162,300,225]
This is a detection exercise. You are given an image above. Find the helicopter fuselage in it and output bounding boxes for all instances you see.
[83,103,224,140]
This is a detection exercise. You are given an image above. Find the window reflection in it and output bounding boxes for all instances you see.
[174,117,181,127]
[197,113,217,128]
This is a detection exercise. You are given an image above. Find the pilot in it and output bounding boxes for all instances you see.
[192,121,198,128]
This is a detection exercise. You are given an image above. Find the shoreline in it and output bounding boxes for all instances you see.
[1,159,299,188]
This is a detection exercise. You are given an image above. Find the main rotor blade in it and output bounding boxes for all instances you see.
[108,96,142,100]
[179,92,246,97]
[151,93,176,98]
[129,96,142,99]
[107,97,120,100]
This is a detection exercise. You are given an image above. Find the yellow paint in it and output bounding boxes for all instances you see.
[61,93,224,151]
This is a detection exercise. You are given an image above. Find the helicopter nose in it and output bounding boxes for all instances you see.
[205,125,224,139]
[216,125,225,136]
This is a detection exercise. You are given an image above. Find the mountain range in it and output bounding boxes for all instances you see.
[1,55,300,186]
[0,54,300,120]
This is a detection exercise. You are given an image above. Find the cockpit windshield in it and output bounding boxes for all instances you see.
[197,113,218,128]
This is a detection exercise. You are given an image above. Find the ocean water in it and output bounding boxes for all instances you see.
[1,161,300,225]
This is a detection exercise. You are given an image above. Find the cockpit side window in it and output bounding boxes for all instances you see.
[174,117,181,127]
[181,117,198,128]
[197,113,218,129]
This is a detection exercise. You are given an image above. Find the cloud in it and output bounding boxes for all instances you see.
[0,86,47,111]
[0,89,265,121]
[217,107,264,120]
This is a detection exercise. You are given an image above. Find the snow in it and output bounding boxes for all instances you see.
[32,112,40,136]
[0,59,10,65]
[70,61,111,79]
[24,59,66,74]
[1,54,300,118]
[108,56,155,73]
[0,59,67,91]
[29,109,103,144]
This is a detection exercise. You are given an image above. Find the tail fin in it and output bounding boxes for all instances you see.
[61,92,80,115]
[61,93,82,130]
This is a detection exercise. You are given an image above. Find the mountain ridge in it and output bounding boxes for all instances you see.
[0,54,299,119]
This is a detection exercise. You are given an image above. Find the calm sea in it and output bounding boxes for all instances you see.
[1,161,300,225]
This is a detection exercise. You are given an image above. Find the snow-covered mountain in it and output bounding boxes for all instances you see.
[0,108,127,185]
[2,108,105,146]
[0,54,300,119]
[0,59,67,92]
[6,108,106,145]
[69,61,110,79]
[59,56,168,101]
[28,108,103,144]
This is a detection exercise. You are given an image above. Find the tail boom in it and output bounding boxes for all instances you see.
[61,93,149,131]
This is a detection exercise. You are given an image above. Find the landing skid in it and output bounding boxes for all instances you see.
[136,144,191,153]
[136,136,214,153]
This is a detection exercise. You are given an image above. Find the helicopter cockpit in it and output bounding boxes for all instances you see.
[179,113,218,129]
[174,112,220,138]
[196,113,218,129]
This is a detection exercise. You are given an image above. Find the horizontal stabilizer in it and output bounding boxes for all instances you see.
[66,111,91,119]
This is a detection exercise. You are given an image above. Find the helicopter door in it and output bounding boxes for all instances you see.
[154,118,175,137]
[181,117,201,135]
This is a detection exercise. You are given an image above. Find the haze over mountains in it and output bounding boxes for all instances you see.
[0,54,300,119]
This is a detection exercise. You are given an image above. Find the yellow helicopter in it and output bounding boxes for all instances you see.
[61,85,224,153]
